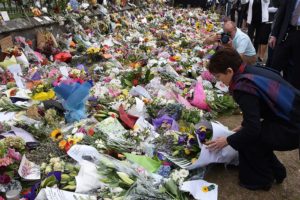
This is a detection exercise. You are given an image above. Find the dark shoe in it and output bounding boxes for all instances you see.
[274,166,287,184]
[275,174,286,184]
[239,182,272,191]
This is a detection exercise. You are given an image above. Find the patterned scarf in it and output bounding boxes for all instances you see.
[229,64,300,122]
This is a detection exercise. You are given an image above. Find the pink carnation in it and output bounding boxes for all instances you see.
[0,157,13,167]
[201,70,215,82]
[7,148,21,161]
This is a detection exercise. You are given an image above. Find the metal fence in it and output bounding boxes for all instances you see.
[0,0,68,19]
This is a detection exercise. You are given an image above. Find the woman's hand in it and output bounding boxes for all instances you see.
[206,136,228,151]
[232,125,242,132]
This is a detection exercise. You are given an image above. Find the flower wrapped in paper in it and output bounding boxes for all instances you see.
[189,80,211,111]
[54,80,93,123]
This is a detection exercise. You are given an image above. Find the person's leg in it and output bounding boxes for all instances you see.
[259,44,267,61]
[265,47,274,68]
[253,23,262,52]
[269,152,286,183]
[258,23,271,62]
[237,10,242,27]
[238,144,274,190]
[247,23,255,42]
[289,30,300,90]
[271,40,290,79]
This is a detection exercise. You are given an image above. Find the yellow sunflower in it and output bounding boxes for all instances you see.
[50,129,63,141]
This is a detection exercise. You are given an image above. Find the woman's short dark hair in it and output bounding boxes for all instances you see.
[208,48,243,74]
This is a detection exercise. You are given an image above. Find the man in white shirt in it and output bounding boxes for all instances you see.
[204,21,257,64]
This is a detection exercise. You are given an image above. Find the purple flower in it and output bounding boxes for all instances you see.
[0,174,11,184]
[178,135,187,145]
[196,129,207,143]
[188,137,197,146]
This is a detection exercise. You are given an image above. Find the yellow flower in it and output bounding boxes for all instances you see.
[32,90,55,101]
[87,47,101,54]
[67,136,81,144]
[191,158,197,164]
[58,140,67,149]
[122,89,129,96]
[184,148,191,155]
[50,129,63,141]
[188,134,195,140]
[202,186,209,193]
[200,126,207,132]
[195,22,201,29]
[174,55,181,61]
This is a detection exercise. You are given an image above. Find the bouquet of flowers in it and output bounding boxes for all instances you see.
[154,130,200,165]
[195,125,213,144]
[54,80,93,123]
[31,82,55,101]
[120,67,154,87]
[0,137,25,186]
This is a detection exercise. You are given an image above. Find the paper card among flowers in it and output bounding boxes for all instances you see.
[180,180,218,200]
[215,81,228,93]
[18,155,41,180]
[67,144,102,164]
[96,117,127,137]
[35,187,97,200]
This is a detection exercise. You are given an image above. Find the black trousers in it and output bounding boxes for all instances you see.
[248,22,263,51]
[237,120,299,187]
[271,29,300,90]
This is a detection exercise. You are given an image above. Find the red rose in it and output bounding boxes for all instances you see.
[132,79,139,86]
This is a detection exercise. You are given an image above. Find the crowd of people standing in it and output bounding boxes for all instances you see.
[212,0,300,90]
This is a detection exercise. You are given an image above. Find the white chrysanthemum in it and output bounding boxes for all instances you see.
[49,157,60,164]
[45,165,52,174]
[53,162,63,172]
[40,162,47,170]
[179,169,189,178]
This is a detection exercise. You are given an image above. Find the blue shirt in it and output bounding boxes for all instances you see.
[233,28,256,57]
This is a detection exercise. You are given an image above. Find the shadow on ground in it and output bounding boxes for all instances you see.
[209,115,300,200]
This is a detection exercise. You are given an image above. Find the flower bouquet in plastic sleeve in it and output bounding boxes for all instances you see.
[54,80,93,123]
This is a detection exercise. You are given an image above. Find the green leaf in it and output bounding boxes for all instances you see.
[164,179,179,197]
[124,79,133,86]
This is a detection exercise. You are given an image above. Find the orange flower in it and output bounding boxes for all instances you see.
[129,62,141,69]
[58,140,67,149]
[70,41,76,48]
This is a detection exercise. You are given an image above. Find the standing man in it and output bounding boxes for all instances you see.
[269,0,300,89]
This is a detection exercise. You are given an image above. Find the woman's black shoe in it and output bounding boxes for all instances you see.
[275,176,286,184]
[239,182,272,191]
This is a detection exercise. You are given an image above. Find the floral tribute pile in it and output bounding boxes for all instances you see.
[0,0,239,199]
